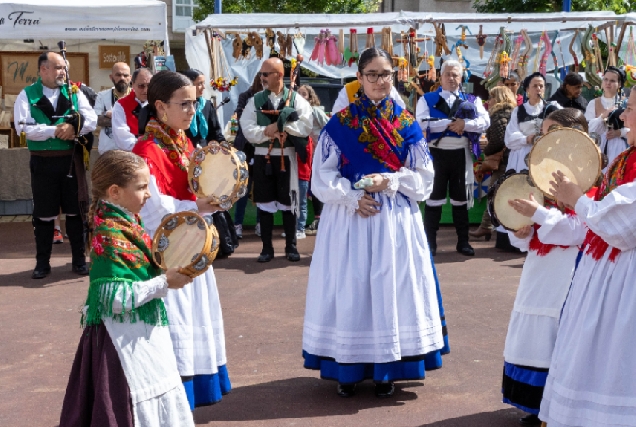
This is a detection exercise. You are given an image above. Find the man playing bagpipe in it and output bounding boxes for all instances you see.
[240,57,313,263]
[14,51,97,279]
[416,59,490,257]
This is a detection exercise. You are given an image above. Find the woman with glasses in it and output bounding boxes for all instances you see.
[585,66,629,171]
[180,69,238,258]
[132,71,231,410]
[302,48,445,398]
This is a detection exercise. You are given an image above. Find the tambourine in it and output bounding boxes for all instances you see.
[489,171,544,231]
[528,127,602,198]
[188,141,249,210]
[152,212,220,279]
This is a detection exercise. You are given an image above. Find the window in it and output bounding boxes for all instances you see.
[175,0,195,17]
[172,0,197,32]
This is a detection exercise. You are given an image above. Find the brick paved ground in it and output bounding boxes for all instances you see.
[0,222,528,427]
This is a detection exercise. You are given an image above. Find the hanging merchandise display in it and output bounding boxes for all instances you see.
[311,29,327,65]
[550,31,562,83]
[569,29,580,73]
[539,31,552,76]
[344,29,359,67]
[292,29,306,56]
[277,31,293,58]
[605,25,616,67]
[232,33,242,61]
[533,32,543,73]
[325,29,342,66]
[381,27,394,57]
[582,25,602,88]
[624,27,636,87]
[205,29,238,92]
[556,38,567,81]
[338,29,346,65]
[518,29,532,81]
[482,27,510,90]
[433,22,451,57]
[476,25,488,59]
[366,28,376,49]
[456,25,471,49]
[510,33,523,75]
[265,28,276,51]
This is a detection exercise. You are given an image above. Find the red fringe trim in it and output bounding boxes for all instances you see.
[582,229,621,262]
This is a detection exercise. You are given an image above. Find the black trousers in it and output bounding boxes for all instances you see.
[253,154,292,205]
[427,147,467,205]
[29,154,80,217]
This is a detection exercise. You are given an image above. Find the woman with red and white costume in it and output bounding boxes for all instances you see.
[539,91,636,427]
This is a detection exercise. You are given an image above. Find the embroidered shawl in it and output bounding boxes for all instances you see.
[83,200,167,327]
[132,119,196,201]
[324,94,427,186]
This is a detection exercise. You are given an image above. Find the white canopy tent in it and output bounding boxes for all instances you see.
[0,0,169,50]
[186,11,626,121]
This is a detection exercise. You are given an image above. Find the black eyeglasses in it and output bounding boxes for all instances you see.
[260,71,279,78]
[362,72,394,83]
[167,100,200,112]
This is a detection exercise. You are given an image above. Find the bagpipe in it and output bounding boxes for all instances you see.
[426,93,482,158]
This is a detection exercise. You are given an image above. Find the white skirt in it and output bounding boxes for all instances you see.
[539,247,636,426]
[164,267,227,376]
[504,247,578,368]
[302,193,444,364]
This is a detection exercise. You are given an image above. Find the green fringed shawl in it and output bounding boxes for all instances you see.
[83,200,168,327]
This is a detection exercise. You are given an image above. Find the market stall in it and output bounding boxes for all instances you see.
[0,0,169,214]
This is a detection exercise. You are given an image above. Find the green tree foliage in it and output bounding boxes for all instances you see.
[194,0,382,21]
[473,0,634,14]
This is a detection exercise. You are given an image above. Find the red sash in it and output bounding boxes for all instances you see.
[118,91,140,137]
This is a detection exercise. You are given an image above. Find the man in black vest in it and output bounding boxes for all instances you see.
[14,51,97,279]
[240,58,313,262]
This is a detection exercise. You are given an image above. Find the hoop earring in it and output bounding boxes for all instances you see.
[162,112,168,122]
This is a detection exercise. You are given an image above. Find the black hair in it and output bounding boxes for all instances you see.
[358,48,393,73]
[605,66,626,88]
[522,72,546,91]
[38,51,53,70]
[563,72,583,87]
[179,68,204,83]
[132,67,152,84]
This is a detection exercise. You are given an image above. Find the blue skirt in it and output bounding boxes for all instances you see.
[302,255,449,385]
[501,361,548,415]
[182,365,231,410]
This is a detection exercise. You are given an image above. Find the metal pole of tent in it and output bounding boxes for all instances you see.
[215,0,222,14]
[563,0,572,12]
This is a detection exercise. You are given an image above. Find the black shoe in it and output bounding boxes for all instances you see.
[72,264,89,276]
[519,414,541,426]
[257,253,273,263]
[337,383,356,398]
[456,242,475,256]
[286,252,300,262]
[32,265,51,279]
[374,382,395,397]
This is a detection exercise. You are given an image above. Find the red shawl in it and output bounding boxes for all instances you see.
[119,91,140,137]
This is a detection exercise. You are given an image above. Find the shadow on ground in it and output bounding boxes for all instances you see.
[418,408,524,426]
[194,377,421,423]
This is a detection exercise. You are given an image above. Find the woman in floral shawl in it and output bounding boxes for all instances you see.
[302,48,446,398]
[132,71,231,410]
[59,150,194,427]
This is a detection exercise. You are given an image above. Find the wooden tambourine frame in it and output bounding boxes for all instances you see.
[491,171,545,231]
[151,212,220,278]
[528,127,602,198]
[188,141,249,210]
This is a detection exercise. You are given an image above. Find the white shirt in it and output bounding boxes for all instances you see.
[585,96,629,138]
[240,90,313,145]
[14,84,97,142]
[331,85,405,114]
[94,88,116,154]
[111,97,147,152]
[415,89,490,136]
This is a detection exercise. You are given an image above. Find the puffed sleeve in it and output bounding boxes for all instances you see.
[311,130,365,214]
[505,107,530,151]
[574,181,636,251]
[380,138,435,202]
[532,206,587,246]
[585,100,606,136]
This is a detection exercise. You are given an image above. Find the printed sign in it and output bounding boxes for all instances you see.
[0,51,88,96]
[98,45,130,69]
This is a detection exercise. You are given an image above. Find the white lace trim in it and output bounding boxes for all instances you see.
[345,190,365,215]
[380,172,400,197]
